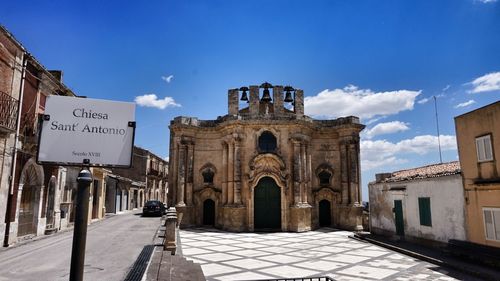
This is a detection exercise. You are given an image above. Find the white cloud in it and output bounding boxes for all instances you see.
[454,99,476,108]
[164,156,170,162]
[304,85,421,119]
[469,72,500,93]
[361,135,457,171]
[476,0,497,3]
[363,121,410,139]
[135,94,181,109]
[417,97,431,104]
[161,75,174,83]
[442,85,450,92]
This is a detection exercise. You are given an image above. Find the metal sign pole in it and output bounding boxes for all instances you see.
[69,169,93,281]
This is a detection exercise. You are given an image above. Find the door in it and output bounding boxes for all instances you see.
[203,199,215,226]
[319,199,332,227]
[254,177,281,230]
[394,200,404,236]
[18,185,36,236]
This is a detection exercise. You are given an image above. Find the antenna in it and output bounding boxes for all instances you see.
[434,96,443,163]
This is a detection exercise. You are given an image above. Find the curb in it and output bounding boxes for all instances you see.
[350,234,497,281]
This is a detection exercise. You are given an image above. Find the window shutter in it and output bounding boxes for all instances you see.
[476,138,485,161]
[484,136,493,160]
[418,197,432,226]
[484,210,495,240]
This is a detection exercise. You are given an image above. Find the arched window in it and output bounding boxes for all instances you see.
[258,131,277,153]
[202,169,214,184]
[319,171,331,185]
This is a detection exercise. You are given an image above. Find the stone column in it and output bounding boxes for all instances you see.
[273,86,284,116]
[221,141,228,205]
[294,89,304,117]
[176,144,186,206]
[292,140,301,205]
[186,142,194,206]
[227,140,234,205]
[349,140,361,204]
[300,143,306,204]
[228,88,239,116]
[340,140,349,205]
[305,145,312,205]
[234,138,242,205]
[249,86,259,116]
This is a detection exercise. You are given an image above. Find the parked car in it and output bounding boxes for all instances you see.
[142,200,166,217]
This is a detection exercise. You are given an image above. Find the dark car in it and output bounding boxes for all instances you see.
[142,200,166,217]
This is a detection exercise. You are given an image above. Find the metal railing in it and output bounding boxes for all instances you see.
[252,276,335,281]
[0,90,18,133]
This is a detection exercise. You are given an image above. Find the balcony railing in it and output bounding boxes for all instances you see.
[0,91,18,133]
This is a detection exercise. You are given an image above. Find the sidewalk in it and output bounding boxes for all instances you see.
[0,209,137,252]
[352,233,500,281]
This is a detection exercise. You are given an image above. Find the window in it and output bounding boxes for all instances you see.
[258,131,277,153]
[418,197,432,226]
[484,208,500,241]
[202,169,214,184]
[319,171,331,185]
[476,135,493,162]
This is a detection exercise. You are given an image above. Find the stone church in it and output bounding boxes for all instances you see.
[168,83,364,232]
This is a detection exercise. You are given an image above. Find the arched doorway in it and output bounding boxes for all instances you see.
[319,199,331,227]
[254,177,281,230]
[17,161,43,237]
[203,199,215,226]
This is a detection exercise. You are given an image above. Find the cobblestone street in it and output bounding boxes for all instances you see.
[180,228,481,281]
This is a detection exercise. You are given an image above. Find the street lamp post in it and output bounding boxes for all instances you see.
[69,169,93,281]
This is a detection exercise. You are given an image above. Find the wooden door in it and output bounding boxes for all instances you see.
[254,177,281,230]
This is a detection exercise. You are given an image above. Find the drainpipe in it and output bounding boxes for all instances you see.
[4,54,28,247]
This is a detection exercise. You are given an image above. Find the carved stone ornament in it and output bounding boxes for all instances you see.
[247,153,288,186]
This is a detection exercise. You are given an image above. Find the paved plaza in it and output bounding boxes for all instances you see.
[180,228,480,281]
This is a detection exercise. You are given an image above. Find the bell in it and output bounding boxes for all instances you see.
[240,91,248,101]
[260,82,273,102]
[261,88,272,102]
[284,86,294,103]
[284,91,293,102]
[239,87,249,102]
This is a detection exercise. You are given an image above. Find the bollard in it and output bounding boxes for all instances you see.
[164,207,177,254]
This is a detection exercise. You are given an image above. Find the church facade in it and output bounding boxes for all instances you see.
[168,83,364,232]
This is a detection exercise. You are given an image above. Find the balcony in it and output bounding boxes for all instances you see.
[0,91,19,134]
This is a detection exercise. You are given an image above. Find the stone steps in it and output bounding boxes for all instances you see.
[146,248,205,281]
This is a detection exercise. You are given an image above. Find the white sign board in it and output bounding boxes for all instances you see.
[37,96,135,167]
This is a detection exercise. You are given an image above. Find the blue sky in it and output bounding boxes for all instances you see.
[2,0,499,200]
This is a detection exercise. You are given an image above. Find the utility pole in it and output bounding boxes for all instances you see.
[434,96,443,163]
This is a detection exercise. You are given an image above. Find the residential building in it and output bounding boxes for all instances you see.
[0,25,81,245]
[369,161,465,245]
[455,101,500,248]
[168,83,364,232]
[106,146,168,213]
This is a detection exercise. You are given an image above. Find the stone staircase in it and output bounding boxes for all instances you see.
[145,247,205,281]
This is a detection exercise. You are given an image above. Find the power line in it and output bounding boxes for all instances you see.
[434,96,443,163]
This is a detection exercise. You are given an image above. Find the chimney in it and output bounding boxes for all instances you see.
[49,70,63,82]
[375,173,392,183]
